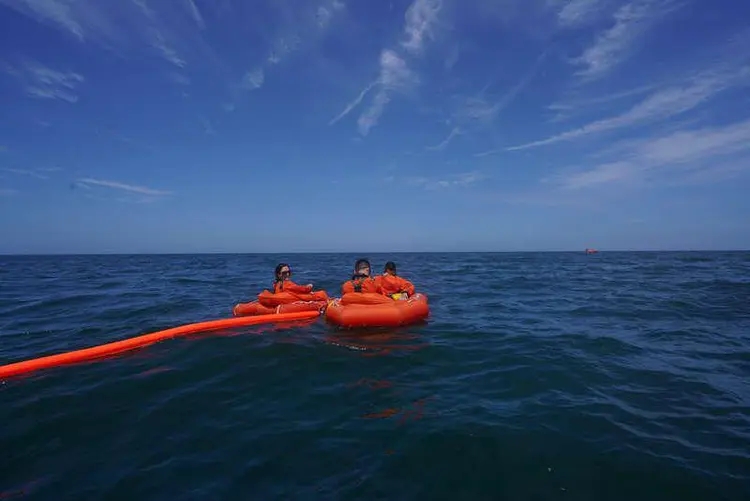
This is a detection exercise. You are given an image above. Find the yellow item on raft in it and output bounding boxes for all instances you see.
[391,293,408,301]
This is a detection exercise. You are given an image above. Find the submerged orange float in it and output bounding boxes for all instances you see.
[233,289,329,317]
[324,292,430,328]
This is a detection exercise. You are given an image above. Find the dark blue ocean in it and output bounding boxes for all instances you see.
[1,252,749,500]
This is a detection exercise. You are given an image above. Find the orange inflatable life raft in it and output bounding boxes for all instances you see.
[233,289,329,317]
[324,292,429,328]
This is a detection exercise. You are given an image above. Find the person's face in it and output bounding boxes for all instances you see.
[279,267,291,279]
[357,265,370,276]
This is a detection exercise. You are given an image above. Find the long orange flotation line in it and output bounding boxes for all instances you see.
[0,309,321,379]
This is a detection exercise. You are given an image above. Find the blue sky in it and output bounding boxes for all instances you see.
[1,0,749,253]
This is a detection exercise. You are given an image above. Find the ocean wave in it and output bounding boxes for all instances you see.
[2,252,749,499]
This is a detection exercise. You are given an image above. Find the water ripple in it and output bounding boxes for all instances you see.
[1,252,750,500]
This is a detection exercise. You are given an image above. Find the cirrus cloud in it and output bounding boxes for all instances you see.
[75,177,172,196]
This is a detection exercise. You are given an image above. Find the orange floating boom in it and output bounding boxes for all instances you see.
[0,310,320,379]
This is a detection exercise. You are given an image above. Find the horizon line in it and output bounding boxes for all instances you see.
[1,249,748,257]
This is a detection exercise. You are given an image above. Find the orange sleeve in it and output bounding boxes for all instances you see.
[341,280,354,295]
[398,277,415,296]
[377,275,394,295]
[283,280,313,294]
[378,275,413,295]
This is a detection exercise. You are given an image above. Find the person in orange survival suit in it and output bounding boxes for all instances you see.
[376,261,416,300]
[341,258,383,295]
[273,263,314,294]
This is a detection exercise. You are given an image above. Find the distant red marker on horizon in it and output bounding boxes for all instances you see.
[585,248,598,254]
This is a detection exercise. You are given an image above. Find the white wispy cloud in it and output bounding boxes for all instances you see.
[572,0,677,80]
[328,80,377,125]
[554,161,633,189]
[507,60,750,151]
[547,83,656,121]
[677,155,750,185]
[333,0,441,135]
[407,170,483,190]
[151,31,186,67]
[557,0,606,27]
[0,188,18,196]
[0,0,213,69]
[220,0,346,112]
[426,127,462,150]
[401,0,442,55]
[358,49,418,136]
[316,0,344,30]
[266,36,301,65]
[183,0,205,30]
[0,167,54,180]
[554,117,750,189]
[458,50,548,127]
[258,0,345,68]
[223,66,266,111]
[272,0,345,61]
[443,48,549,157]
[0,0,86,40]
[241,68,265,90]
[76,177,172,196]
[3,59,84,103]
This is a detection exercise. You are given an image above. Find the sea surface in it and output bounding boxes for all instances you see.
[1,252,749,500]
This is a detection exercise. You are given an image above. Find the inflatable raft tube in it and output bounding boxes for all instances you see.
[257,289,329,307]
[325,293,430,328]
[233,299,327,317]
[0,309,320,379]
